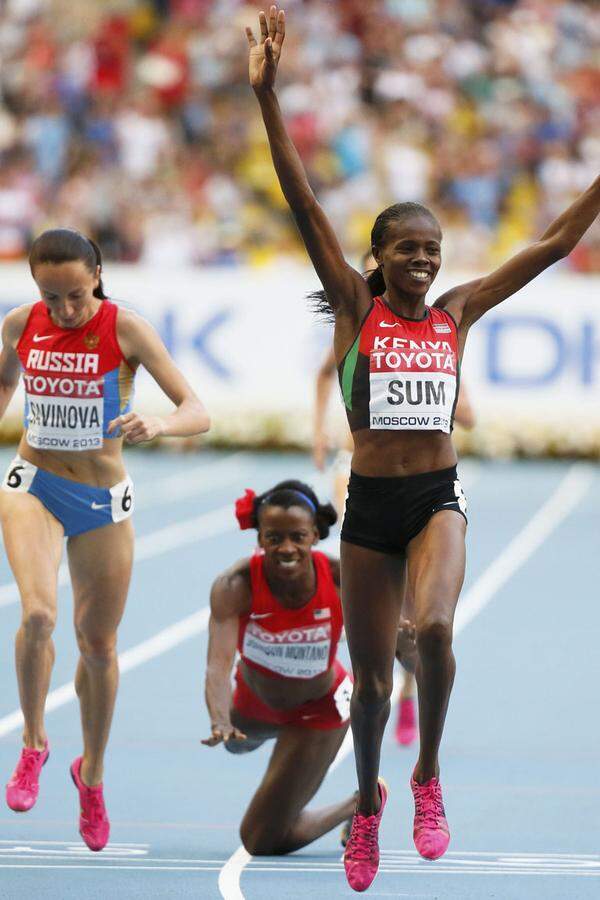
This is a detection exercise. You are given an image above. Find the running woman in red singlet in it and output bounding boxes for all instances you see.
[0,229,209,851]
[247,8,600,891]
[203,480,357,855]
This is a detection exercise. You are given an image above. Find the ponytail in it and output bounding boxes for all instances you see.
[86,237,107,299]
[307,262,384,323]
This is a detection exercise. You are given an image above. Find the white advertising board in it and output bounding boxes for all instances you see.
[0,263,598,452]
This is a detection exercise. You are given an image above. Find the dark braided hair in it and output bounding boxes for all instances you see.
[29,228,107,300]
[308,202,441,321]
[237,480,337,540]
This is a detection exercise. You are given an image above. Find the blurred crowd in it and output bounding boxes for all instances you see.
[0,0,598,270]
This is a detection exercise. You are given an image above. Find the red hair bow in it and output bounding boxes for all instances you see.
[235,489,256,530]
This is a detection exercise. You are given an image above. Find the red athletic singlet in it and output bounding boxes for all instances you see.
[16,300,134,452]
[338,296,460,433]
[237,550,343,681]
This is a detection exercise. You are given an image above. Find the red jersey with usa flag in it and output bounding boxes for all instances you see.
[338,296,459,433]
[16,299,135,452]
[238,550,343,681]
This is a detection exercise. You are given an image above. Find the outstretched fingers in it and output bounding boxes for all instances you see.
[268,5,278,39]
[274,8,285,48]
[249,7,284,50]
[260,9,269,40]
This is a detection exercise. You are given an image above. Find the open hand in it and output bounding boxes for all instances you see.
[246,5,285,93]
[202,722,248,747]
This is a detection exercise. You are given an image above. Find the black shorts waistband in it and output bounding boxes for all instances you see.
[349,465,458,490]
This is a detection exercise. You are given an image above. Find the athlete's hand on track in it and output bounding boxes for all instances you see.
[108,412,167,444]
[398,618,416,645]
[202,723,248,747]
[246,5,285,93]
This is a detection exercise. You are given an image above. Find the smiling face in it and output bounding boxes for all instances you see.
[32,260,100,329]
[373,215,442,303]
[257,504,319,580]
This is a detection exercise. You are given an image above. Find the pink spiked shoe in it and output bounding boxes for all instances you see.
[70,757,110,852]
[411,774,450,860]
[343,779,388,892]
[6,741,49,812]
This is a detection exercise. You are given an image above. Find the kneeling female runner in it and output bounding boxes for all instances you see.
[203,480,357,855]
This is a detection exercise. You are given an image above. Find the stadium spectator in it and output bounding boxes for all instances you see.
[0,0,597,269]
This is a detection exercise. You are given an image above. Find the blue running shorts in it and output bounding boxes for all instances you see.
[1,455,134,537]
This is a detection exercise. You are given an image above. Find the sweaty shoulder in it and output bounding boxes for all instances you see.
[433,277,484,328]
[115,305,149,341]
[210,558,253,618]
[115,305,161,366]
[2,304,35,348]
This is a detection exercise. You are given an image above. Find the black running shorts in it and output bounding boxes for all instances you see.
[341,465,467,557]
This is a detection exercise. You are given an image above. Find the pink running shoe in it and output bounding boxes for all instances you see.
[395,697,417,746]
[410,774,450,860]
[70,757,110,852]
[343,779,388,892]
[6,741,49,812]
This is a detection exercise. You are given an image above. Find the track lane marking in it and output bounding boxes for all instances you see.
[0,451,252,611]
[218,462,594,898]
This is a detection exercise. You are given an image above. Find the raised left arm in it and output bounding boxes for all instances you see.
[440,175,600,328]
[110,309,210,443]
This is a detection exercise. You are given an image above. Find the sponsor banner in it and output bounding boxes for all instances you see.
[0,264,598,433]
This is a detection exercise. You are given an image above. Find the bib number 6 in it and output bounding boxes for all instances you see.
[7,465,24,489]
[121,484,132,513]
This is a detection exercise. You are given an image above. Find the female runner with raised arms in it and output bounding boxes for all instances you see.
[313,253,475,750]
[203,480,356,855]
[314,340,474,749]
[246,6,600,892]
[1,229,209,851]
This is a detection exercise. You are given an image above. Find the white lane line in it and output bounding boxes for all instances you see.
[0,847,598,874]
[0,451,250,611]
[218,462,594,899]
[135,452,249,511]
[0,607,211,737]
[453,462,593,633]
[0,504,234,612]
[218,846,252,900]
[1,865,599,877]
[0,840,148,847]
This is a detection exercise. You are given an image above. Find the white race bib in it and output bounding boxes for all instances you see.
[243,621,332,680]
[369,371,456,432]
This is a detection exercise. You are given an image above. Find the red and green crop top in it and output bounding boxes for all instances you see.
[338,296,460,433]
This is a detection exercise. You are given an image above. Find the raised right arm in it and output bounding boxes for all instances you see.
[0,307,31,422]
[247,7,369,316]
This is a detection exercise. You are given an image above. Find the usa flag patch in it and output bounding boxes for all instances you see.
[314,608,330,620]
